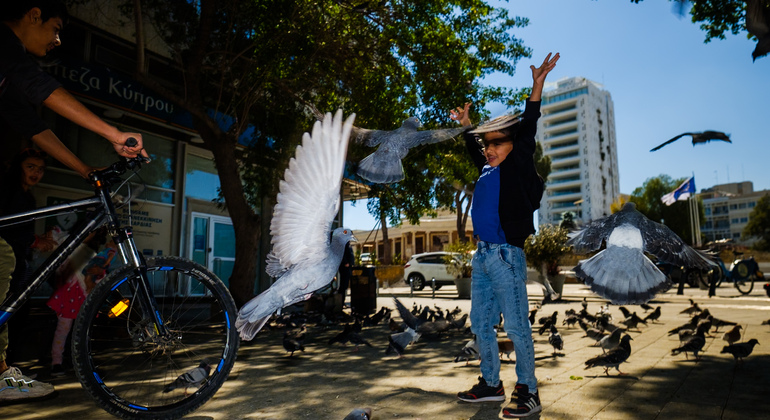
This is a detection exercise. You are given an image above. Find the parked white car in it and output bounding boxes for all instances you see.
[403,252,461,291]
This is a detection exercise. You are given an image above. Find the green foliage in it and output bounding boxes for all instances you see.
[744,194,770,251]
[524,224,569,274]
[443,240,476,278]
[629,1,759,45]
[629,174,705,244]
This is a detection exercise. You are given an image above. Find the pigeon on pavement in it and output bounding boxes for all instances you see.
[640,302,654,312]
[649,130,731,152]
[236,110,356,340]
[620,312,647,331]
[163,360,212,394]
[283,326,306,356]
[454,336,481,365]
[680,300,702,315]
[567,202,715,304]
[548,324,564,356]
[593,328,623,353]
[643,306,662,323]
[721,339,760,362]
[722,325,743,346]
[387,327,420,357]
[585,334,633,376]
[343,407,372,420]
[671,322,709,361]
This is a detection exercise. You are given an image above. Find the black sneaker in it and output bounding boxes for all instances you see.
[457,376,506,402]
[502,383,541,418]
[50,364,65,377]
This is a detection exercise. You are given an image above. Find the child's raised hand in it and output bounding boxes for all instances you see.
[450,102,473,127]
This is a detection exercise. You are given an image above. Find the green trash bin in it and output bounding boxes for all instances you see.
[350,266,377,315]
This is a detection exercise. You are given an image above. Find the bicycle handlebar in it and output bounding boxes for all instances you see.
[88,137,149,186]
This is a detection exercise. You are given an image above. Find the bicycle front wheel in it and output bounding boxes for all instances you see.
[72,256,239,420]
[734,275,755,295]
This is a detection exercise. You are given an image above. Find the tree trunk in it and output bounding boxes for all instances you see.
[379,211,391,264]
[455,190,472,243]
[194,121,261,307]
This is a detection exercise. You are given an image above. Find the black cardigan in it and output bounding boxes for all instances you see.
[465,100,544,248]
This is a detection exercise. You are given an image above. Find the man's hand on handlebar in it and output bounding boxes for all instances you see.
[112,132,150,159]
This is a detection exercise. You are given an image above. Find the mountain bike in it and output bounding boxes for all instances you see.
[706,250,765,295]
[0,148,239,419]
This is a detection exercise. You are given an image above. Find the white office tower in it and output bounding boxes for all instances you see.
[536,77,620,226]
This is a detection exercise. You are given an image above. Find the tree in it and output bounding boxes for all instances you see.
[629,174,704,244]
[630,0,770,60]
[73,0,537,304]
[743,194,770,250]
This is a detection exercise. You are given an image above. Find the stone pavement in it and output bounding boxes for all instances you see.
[3,279,770,420]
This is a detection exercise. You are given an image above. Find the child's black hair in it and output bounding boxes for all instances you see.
[0,0,69,24]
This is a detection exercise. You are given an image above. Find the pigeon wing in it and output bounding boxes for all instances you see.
[649,132,690,152]
[636,216,715,270]
[404,126,470,148]
[567,213,622,254]
[268,110,355,272]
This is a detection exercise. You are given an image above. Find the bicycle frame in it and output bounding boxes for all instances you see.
[0,170,167,336]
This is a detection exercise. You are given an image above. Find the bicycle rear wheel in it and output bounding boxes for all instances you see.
[72,256,239,419]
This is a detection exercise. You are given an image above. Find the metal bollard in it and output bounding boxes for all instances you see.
[409,276,414,297]
[431,277,436,299]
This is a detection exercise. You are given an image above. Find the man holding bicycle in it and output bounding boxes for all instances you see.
[1,0,147,402]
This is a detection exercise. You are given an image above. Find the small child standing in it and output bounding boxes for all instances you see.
[47,231,116,376]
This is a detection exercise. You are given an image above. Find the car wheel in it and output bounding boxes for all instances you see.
[408,273,425,291]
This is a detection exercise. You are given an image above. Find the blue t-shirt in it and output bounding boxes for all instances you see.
[471,165,507,244]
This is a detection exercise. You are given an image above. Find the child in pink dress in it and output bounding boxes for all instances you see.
[47,237,116,376]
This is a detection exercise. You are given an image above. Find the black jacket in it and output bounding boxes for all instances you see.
[465,100,544,248]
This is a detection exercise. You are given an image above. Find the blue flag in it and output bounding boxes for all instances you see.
[661,177,695,206]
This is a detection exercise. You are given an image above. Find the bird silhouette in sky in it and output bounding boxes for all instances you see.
[649,130,731,152]
[567,202,716,304]
[235,110,356,341]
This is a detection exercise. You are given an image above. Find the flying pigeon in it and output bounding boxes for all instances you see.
[352,117,470,183]
[235,110,356,341]
[721,339,760,361]
[567,202,716,304]
[649,130,731,152]
[163,360,212,394]
[585,334,633,376]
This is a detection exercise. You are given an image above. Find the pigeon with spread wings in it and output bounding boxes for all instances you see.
[352,117,470,183]
[567,202,715,304]
[235,110,356,341]
[649,130,731,152]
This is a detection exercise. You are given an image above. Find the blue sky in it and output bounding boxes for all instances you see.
[343,0,770,231]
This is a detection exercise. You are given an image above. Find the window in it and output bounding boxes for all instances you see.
[186,153,221,202]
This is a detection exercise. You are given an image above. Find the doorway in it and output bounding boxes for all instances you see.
[189,212,236,289]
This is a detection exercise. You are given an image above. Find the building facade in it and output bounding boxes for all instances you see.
[699,182,767,246]
[352,210,473,264]
[536,77,620,226]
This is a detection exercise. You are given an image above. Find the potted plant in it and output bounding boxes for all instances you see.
[444,240,475,298]
[523,224,570,298]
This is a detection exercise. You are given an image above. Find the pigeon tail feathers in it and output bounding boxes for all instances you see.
[575,246,671,304]
[356,152,405,183]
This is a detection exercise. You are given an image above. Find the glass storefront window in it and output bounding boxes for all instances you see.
[186,154,221,201]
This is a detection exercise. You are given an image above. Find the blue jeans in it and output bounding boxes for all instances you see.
[470,241,537,392]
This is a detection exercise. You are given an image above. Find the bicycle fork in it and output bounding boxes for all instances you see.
[113,226,170,338]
